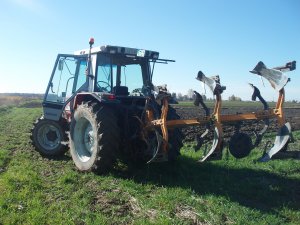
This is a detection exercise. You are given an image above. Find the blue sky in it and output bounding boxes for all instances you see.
[0,0,299,101]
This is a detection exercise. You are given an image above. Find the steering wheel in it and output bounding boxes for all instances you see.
[131,88,144,96]
[96,81,111,92]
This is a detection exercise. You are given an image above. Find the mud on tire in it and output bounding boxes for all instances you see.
[30,117,68,156]
[69,102,120,173]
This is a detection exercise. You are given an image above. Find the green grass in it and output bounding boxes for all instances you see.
[0,105,300,224]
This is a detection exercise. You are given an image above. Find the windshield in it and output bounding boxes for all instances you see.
[95,54,145,95]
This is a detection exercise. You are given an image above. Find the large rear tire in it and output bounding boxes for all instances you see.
[69,102,120,173]
[30,117,68,156]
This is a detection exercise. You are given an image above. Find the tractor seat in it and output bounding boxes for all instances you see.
[113,86,129,96]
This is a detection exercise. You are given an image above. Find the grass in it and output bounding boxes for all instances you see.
[0,104,300,224]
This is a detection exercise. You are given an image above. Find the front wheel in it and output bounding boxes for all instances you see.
[69,102,120,173]
[30,117,68,156]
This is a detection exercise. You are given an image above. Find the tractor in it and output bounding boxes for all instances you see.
[31,38,296,173]
[31,38,183,173]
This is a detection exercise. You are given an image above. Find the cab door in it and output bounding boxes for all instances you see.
[43,54,88,121]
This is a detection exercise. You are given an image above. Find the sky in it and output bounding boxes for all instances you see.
[0,0,299,101]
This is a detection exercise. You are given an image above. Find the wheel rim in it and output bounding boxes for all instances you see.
[74,117,95,162]
[37,124,61,150]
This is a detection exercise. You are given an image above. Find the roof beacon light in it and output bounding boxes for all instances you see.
[89,37,95,46]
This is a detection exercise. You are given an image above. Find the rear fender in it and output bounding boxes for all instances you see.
[73,92,119,109]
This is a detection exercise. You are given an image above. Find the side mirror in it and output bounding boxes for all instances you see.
[58,59,64,71]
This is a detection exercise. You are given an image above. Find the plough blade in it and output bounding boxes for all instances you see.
[259,122,291,162]
[250,61,289,91]
[147,131,167,164]
[196,71,217,93]
[194,128,209,151]
[199,126,222,162]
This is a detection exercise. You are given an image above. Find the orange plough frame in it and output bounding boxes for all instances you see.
[144,61,296,162]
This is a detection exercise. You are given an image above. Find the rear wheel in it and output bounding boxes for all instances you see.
[30,117,68,156]
[69,102,120,173]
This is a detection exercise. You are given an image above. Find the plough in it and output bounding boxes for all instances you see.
[145,61,296,162]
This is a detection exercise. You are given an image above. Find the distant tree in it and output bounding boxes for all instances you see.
[202,94,207,101]
[228,94,242,101]
[183,95,188,101]
[177,93,183,101]
[171,92,177,100]
[228,95,235,101]
[187,89,194,100]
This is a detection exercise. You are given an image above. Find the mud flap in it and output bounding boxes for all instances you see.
[199,126,222,162]
[259,122,291,162]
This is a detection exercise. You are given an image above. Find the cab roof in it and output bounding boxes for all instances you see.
[74,45,159,60]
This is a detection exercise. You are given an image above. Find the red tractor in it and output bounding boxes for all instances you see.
[31,38,183,173]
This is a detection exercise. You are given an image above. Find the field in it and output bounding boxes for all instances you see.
[0,94,42,108]
[0,101,300,224]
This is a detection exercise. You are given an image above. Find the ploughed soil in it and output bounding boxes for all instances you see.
[173,105,300,142]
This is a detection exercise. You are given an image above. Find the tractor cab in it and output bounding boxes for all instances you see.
[92,46,158,97]
[42,43,172,121]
